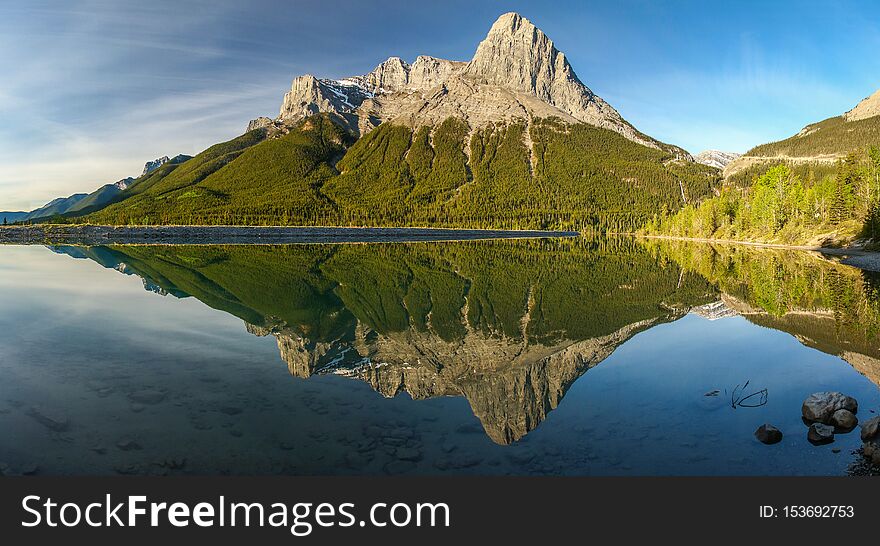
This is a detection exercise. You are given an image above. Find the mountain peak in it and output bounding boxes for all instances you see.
[271,11,670,152]
[844,88,880,122]
[487,12,528,34]
[694,150,741,170]
[463,13,660,150]
[143,156,171,175]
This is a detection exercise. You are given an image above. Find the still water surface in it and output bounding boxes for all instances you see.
[1,238,878,475]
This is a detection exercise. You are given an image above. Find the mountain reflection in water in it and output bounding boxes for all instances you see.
[2,237,878,476]
[53,238,714,445]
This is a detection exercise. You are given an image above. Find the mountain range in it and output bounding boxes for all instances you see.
[1,154,191,223]
[724,89,880,182]
[5,11,879,235]
[73,12,717,231]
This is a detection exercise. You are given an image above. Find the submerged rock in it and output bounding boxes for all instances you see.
[807,423,835,445]
[862,416,880,442]
[801,392,858,424]
[754,424,783,445]
[831,409,858,430]
[865,441,880,465]
[26,406,70,432]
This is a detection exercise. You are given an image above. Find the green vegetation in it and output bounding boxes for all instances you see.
[643,148,880,246]
[76,114,719,231]
[747,115,880,158]
[85,238,715,346]
[87,127,278,225]
[645,239,880,359]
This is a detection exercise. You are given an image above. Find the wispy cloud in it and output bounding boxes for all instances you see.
[2,0,880,209]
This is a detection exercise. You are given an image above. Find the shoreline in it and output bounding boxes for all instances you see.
[0,224,580,245]
[639,234,880,272]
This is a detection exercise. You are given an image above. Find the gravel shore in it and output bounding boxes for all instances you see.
[0,225,580,245]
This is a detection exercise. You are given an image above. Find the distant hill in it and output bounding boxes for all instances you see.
[4,154,191,223]
[724,87,880,182]
[0,211,28,224]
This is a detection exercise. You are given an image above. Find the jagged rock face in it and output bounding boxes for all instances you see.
[266,12,677,153]
[247,117,273,132]
[462,12,653,149]
[358,56,410,93]
[693,150,741,169]
[408,56,466,90]
[143,156,171,176]
[358,75,576,133]
[279,75,374,121]
[276,55,468,129]
[689,300,738,321]
[844,88,880,122]
[252,316,662,445]
[113,177,134,191]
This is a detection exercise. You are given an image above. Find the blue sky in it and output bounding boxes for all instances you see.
[2,0,879,211]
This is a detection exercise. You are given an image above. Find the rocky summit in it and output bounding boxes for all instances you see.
[844,88,880,122]
[261,12,672,152]
[694,150,741,170]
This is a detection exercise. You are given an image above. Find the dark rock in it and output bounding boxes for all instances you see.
[754,424,783,445]
[802,392,858,424]
[864,440,880,465]
[861,416,880,441]
[219,406,243,416]
[831,409,858,430]
[26,407,70,432]
[807,423,835,445]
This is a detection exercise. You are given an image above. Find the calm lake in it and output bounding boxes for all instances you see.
[1,237,879,476]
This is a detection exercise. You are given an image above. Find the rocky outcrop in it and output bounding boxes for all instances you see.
[693,150,741,169]
[143,156,170,175]
[279,75,374,121]
[250,315,666,445]
[356,56,410,93]
[112,178,133,191]
[689,300,737,321]
[807,422,835,445]
[263,12,683,154]
[754,424,783,445]
[462,13,655,149]
[862,416,880,465]
[142,154,192,176]
[802,392,858,424]
[247,117,273,132]
[843,88,880,122]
